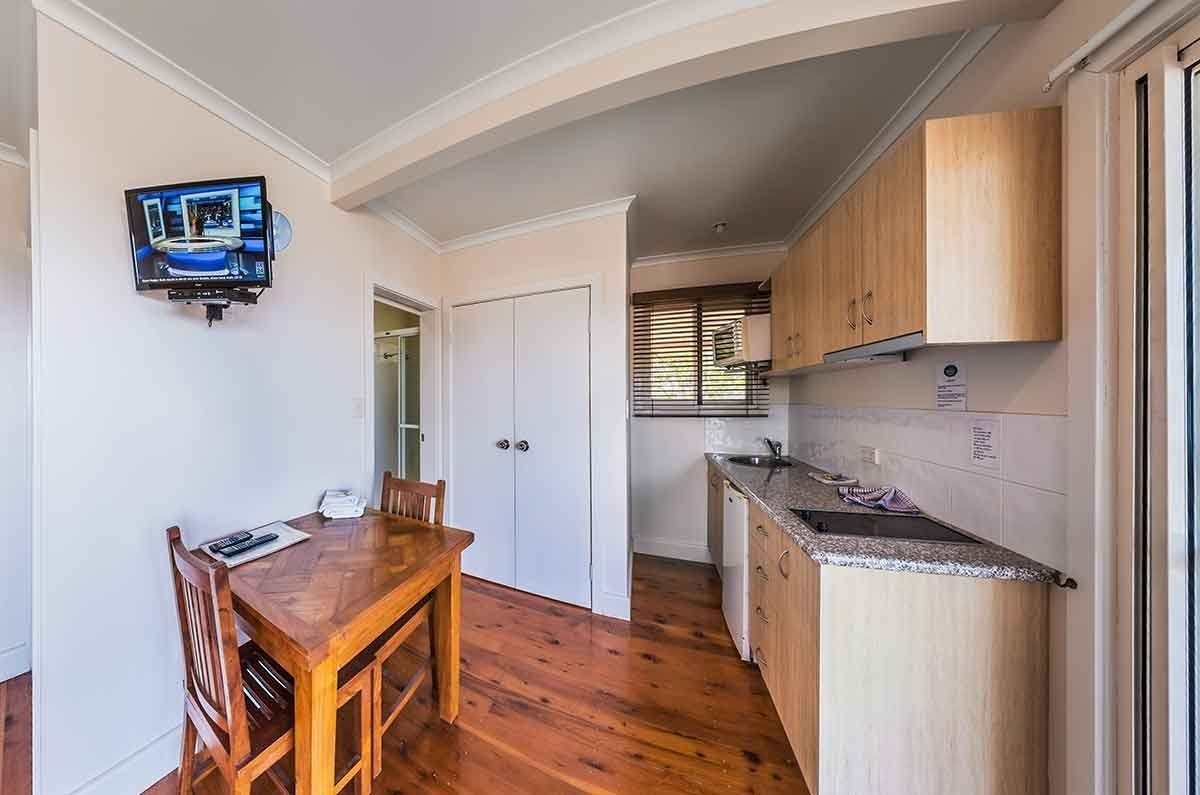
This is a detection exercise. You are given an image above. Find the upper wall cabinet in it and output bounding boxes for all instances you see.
[771,107,1062,371]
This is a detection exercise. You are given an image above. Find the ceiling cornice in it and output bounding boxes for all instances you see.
[782,24,1000,249]
[631,241,787,269]
[33,0,332,182]
[370,195,637,255]
[330,0,773,179]
[0,143,28,168]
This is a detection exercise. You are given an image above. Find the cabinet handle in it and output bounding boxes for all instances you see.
[755,606,770,624]
[785,335,793,357]
[496,439,511,450]
[516,440,530,452]
[862,289,874,326]
[754,564,768,581]
[778,549,791,579]
[847,297,857,331]
[754,525,769,538]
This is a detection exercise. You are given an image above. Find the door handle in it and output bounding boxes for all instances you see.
[862,289,875,326]
[778,549,791,579]
[516,440,530,452]
[847,297,858,330]
[496,439,511,450]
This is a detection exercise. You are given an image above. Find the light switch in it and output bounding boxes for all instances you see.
[860,446,880,466]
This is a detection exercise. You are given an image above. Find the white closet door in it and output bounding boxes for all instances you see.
[452,298,516,587]
[514,287,591,607]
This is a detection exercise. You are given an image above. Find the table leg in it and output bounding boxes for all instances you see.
[432,556,462,723]
[293,655,337,795]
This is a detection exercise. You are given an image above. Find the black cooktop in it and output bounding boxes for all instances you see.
[790,509,981,545]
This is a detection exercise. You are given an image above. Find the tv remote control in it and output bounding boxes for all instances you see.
[217,533,279,558]
[208,531,252,553]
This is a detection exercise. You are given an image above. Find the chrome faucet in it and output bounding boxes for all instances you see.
[762,437,783,461]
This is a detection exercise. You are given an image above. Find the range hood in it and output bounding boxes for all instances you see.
[822,331,925,365]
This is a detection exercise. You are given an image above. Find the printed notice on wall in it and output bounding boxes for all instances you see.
[936,361,966,411]
[970,419,1001,470]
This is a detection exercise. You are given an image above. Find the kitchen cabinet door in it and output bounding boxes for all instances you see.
[820,189,862,354]
[706,464,723,572]
[770,254,792,370]
[795,227,824,367]
[860,130,925,344]
[778,537,822,793]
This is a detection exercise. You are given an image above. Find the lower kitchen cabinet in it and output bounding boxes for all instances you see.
[749,511,1049,795]
[706,463,723,571]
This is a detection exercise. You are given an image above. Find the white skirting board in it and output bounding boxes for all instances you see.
[68,721,181,795]
[0,643,30,683]
[633,537,712,565]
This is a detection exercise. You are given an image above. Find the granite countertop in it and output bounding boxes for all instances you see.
[707,453,1059,584]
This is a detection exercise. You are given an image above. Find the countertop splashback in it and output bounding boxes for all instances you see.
[707,452,1058,583]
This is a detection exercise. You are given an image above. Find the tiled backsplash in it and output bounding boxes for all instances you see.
[789,404,1068,571]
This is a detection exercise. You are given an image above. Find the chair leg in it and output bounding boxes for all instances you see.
[372,664,384,779]
[427,616,439,700]
[358,683,373,793]
[177,712,197,795]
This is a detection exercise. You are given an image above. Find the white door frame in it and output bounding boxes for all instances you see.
[363,273,441,501]
[443,273,605,611]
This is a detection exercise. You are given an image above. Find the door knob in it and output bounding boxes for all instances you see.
[516,440,530,452]
[496,439,511,450]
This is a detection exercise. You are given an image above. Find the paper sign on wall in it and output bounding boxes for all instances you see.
[936,361,966,411]
[970,419,1001,470]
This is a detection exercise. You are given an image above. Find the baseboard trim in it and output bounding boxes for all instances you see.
[592,590,631,622]
[634,537,712,565]
[0,642,31,682]
[67,721,180,795]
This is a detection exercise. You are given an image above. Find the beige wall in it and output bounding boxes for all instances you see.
[629,248,784,293]
[33,16,441,795]
[441,211,632,620]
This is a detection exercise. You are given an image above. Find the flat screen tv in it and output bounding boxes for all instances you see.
[124,176,273,290]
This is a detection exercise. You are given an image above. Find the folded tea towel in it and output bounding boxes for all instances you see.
[837,485,921,514]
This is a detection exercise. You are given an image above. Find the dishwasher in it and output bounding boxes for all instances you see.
[721,481,751,661]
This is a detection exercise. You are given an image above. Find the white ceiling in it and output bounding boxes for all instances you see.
[80,0,655,163]
[381,32,961,257]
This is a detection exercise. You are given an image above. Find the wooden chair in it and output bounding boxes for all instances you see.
[379,471,445,524]
[167,527,374,795]
[372,473,445,774]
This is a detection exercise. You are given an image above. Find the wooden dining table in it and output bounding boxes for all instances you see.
[215,509,474,795]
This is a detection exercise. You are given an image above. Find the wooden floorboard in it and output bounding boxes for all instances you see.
[0,673,32,795]
[143,553,807,794]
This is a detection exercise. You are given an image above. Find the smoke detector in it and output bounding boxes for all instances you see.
[712,221,728,236]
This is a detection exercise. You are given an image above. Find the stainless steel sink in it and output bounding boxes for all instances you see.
[726,455,793,468]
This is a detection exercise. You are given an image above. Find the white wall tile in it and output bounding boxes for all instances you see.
[944,468,1004,544]
[1003,414,1068,494]
[1003,482,1069,571]
[877,452,950,519]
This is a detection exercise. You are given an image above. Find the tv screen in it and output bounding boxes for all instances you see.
[124,176,273,290]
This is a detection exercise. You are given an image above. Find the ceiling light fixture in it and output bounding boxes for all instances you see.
[712,221,728,236]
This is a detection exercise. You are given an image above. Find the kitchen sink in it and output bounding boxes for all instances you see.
[726,455,793,468]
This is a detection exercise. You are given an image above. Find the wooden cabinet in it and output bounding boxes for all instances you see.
[748,511,1048,795]
[770,107,1062,371]
[706,464,723,571]
[859,131,925,343]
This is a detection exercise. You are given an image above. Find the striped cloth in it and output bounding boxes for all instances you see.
[837,485,921,514]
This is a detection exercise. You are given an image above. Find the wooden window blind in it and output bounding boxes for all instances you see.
[631,283,771,417]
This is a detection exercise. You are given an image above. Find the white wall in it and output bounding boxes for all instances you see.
[32,16,441,795]
[440,211,632,619]
[0,160,31,683]
[629,251,788,562]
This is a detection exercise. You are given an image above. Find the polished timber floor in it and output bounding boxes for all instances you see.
[11,555,805,794]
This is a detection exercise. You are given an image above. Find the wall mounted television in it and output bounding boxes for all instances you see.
[124,176,274,291]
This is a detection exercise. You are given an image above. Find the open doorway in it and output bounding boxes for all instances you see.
[373,298,423,505]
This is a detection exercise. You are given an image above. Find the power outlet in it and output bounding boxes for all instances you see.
[860,446,880,466]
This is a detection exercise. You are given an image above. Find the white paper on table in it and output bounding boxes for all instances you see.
[201,521,311,568]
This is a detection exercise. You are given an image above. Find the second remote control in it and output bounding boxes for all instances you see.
[217,533,279,558]
[208,531,252,553]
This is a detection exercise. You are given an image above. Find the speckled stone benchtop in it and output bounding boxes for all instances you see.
[707,453,1058,584]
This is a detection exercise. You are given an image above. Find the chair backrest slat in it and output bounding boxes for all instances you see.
[167,527,252,762]
[380,472,446,525]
